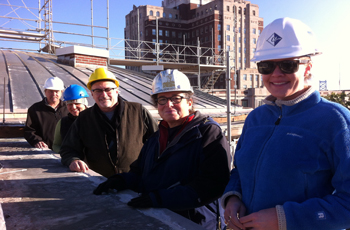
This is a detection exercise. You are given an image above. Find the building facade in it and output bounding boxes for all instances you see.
[124,0,267,108]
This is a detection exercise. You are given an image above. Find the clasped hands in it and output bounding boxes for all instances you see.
[93,175,153,208]
[224,196,278,230]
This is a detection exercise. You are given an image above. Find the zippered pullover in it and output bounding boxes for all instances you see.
[222,88,350,230]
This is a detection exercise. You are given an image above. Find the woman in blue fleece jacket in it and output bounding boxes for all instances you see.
[221,18,350,230]
[94,69,231,229]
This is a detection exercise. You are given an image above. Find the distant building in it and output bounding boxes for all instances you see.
[124,0,267,108]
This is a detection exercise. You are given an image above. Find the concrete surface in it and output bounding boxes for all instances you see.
[0,138,206,230]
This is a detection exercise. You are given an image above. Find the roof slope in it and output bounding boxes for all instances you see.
[0,49,227,124]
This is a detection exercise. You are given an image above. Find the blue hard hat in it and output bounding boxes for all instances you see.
[63,84,89,101]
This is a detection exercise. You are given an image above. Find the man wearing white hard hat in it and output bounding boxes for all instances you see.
[94,69,231,229]
[24,76,69,150]
[222,18,350,230]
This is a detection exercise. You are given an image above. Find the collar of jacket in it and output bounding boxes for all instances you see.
[43,98,65,111]
[67,112,77,121]
[93,95,125,128]
[263,86,315,107]
[158,111,208,154]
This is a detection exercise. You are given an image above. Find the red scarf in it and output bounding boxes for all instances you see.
[158,114,195,155]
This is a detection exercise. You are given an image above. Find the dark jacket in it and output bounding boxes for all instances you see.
[60,97,158,178]
[60,113,77,141]
[121,111,231,211]
[24,98,69,149]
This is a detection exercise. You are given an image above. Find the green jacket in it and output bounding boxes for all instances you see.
[60,97,158,177]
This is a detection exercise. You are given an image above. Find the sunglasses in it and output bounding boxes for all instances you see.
[257,59,309,75]
[156,96,188,105]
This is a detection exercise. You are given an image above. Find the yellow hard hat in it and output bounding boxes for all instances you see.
[87,68,119,90]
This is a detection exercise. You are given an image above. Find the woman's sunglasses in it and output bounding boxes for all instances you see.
[257,59,309,75]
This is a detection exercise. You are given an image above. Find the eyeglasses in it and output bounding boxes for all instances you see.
[91,88,116,94]
[156,96,188,105]
[257,59,309,75]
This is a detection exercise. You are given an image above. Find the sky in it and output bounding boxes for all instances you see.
[1,0,350,90]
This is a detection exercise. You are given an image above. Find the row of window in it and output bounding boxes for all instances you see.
[219,24,261,35]
[243,74,263,82]
[225,5,256,16]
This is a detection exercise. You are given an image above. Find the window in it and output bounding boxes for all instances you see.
[196,29,199,36]
[255,75,259,81]
[178,32,182,38]
[205,26,208,33]
[253,28,256,34]
[239,27,241,33]
[200,28,204,34]
[244,48,246,53]
[175,14,178,19]
[258,30,261,35]
[253,38,256,44]
[244,28,246,34]
[172,31,176,38]
[244,38,246,43]
[163,12,166,18]
[159,30,163,36]
[243,85,247,89]
[165,30,169,37]
[227,35,230,41]
[159,39,163,44]
[244,8,246,15]
[169,13,173,19]
[227,45,230,51]
[192,31,195,37]
[250,74,253,81]
[239,47,241,53]
[218,24,221,31]
[218,45,221,52]
[140,31,142,37]
[152,29,156,35]
[149,10,153,16]
[253,48,256,53]
[243,74,247,80]
[152,39,156,45]
[227,25,230,31]
[253,10,256,16]
[227,6,230,11]
[146,30,148,36]
[156,11,160,17]
[218,35,221,41]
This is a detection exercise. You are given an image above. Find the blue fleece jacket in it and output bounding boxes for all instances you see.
[222,89,350,230]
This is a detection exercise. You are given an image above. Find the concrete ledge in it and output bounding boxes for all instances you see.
[56,46,109,58]
[0,138,205,230]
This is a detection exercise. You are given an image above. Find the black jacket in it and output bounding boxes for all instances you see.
[60,97,158,177]
[24,98,69,149]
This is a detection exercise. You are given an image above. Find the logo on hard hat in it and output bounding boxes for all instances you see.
[162,74,175,88]
[267,33,282,46]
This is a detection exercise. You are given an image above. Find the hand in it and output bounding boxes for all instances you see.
[93,175,127,195]
[224,196,246,230]
[240,208,278,230]
[127,194,153,208]
[69,160,89,173]
[35,141,48,149]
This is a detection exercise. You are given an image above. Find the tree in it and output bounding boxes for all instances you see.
[323,92,350,110]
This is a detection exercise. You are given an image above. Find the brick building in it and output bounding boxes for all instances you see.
[124,0,267,108]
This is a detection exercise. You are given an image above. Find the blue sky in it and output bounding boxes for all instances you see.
[1,0,349,90]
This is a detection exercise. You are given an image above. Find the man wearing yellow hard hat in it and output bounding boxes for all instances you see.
[59,68,158,177]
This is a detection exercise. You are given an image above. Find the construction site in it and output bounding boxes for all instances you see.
[0,1,253,229]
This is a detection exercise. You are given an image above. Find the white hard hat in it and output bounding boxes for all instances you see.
[251,17,321,62]
[44,77,65,90]
[151,69,193,95]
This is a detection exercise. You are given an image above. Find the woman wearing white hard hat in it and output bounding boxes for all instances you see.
[222,17,350,230]
[52,84,89,153]
[94,69,231,229]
